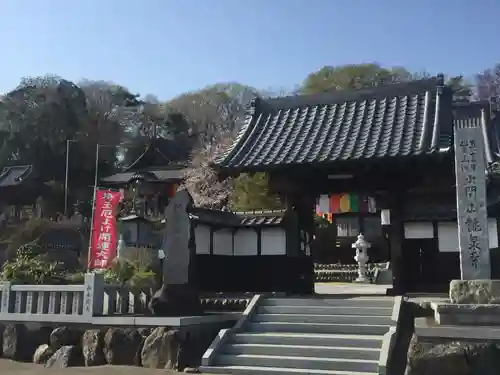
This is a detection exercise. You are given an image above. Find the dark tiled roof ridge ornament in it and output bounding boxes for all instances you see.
[247,97,260,115]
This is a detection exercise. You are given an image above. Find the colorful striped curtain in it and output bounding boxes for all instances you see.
[316,193,376,216]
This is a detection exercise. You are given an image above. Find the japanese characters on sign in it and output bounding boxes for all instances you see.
[454,126,490,280]
[88,189,122,269]
[84,284,93,313]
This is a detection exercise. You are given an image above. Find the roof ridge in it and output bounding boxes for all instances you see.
[260,77,443,110]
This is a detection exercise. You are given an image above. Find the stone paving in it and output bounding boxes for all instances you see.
[0,360,177,375]
[314,282,449,305]
[314,282,391,295]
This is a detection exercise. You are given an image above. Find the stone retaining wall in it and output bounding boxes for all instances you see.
[0,321,233,372]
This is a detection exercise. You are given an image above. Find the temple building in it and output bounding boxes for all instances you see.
[213,76,500,293]
[100,139,190,219]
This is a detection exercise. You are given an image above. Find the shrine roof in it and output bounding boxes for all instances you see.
[101,166,189,184]
[189,207,286,227]
[214,77,457,171]
[102,138,190,184]
[123,138,189,172]
[0,165,33,187]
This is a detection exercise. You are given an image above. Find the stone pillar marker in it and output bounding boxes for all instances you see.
[162,189,194,285]
[454,121,490,279]
[149,189,201,316]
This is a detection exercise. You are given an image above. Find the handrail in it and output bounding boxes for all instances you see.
[378,296,404,375]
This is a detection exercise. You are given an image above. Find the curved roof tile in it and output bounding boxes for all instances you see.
[215,77,457,170]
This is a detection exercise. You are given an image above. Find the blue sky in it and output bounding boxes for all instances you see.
[1,0,499,100]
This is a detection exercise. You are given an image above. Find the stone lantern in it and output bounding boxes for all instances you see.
[352,233,371,283]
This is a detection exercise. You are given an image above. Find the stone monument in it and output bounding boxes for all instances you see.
[352,233,371,283]
[454,119,490,279]
[149,189,202,316]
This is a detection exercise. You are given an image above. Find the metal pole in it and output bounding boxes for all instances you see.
[64,140,71,217]
[87,144,100,270]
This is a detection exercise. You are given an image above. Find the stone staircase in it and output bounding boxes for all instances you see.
[201,296,398,374]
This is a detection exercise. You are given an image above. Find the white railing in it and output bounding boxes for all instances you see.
[0,273,153,323]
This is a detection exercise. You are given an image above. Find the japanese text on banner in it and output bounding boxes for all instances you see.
[88,189,122,269]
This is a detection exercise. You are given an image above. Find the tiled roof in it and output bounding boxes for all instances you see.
[101,167,189,184]
[0,165,33,187]
[189,207,286,227]
[452,101,496,165]
[215,77,454,170]
[123,139,189,172]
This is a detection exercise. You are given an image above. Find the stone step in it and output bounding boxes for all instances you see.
[213,354,379,373]
[261,297,394,308]
[230,332,384,348]
[246,321,390,335]
[200,365,377,374]
[257,305,393,316]
[252,313,392,325]
[221,343,380,360]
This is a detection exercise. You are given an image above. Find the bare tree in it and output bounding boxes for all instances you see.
[179,134,234,209]
[475,63,500,101]
[165,83,258,149]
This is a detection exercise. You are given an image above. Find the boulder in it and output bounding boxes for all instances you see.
[45,345,84,368]
[406,336,468,375]
[82,329,106,366]
[149,284,202,316]
[2,324,49,360]
[33,344,54,364]
[138,328,153,338]
[103,328,142,366]
[49,326,81,350]
[463,342,500,375]
[449,279,500,304]
[2,324,27,359]
[134,328,153,366]
[406,334,500,375]
[141,327,180,369]
[177,326,221,370]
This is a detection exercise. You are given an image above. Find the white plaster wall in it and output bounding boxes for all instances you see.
[261,228,286,255]
[233,229,258,256]
[437,222,459,252]
[213,229,233,255]
[437,218,498,252]
[404,222,434,239]
[194,225,211,254]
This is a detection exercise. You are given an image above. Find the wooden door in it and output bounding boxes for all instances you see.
[403,238,439,292]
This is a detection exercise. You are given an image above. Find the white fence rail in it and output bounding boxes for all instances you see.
[0,273,152,323]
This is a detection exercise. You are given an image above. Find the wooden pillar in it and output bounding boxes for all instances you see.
[286,192,316,295]
[379,192,406,295]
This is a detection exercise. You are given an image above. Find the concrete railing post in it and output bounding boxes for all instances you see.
[0,282,11,315]
[83,272,105,320]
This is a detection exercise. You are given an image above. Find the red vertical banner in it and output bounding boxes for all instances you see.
[88,189,122,269]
